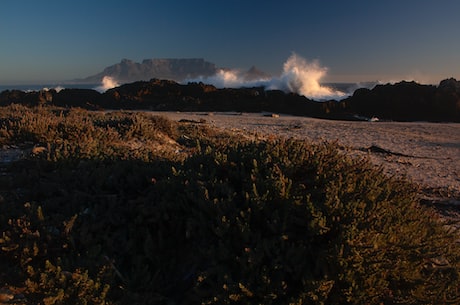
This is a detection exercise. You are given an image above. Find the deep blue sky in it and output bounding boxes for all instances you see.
[1,0,459,84]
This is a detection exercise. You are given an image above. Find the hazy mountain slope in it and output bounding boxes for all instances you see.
[78,58,218,83]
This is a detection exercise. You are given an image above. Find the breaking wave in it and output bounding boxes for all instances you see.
[94,76,119,92]
[186,53,347,100]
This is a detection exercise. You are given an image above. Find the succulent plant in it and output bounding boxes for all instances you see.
[0,104,459,304]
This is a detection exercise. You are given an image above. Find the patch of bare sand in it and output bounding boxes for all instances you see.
[156,112,460,207]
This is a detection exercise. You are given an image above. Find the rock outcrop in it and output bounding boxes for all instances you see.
[1,78,459,122]
[99,79,328,116]
[434,78,460,121]
[340,79,460,121]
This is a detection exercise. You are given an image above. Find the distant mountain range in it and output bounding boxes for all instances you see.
[76,58,270,84]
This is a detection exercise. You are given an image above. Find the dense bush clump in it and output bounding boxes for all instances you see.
[0,104,216,161]
[0,105,459,304]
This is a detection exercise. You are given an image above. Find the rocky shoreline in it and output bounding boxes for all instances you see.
[1,77,459,122]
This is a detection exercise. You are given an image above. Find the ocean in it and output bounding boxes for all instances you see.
[0,83,100,93]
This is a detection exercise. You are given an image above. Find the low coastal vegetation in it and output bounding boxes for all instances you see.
[0,104,459,304]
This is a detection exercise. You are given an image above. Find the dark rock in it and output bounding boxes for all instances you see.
[53,89,101,109]
[0,90,27,105]
[98,78,326,116]
[38,89,55,104]
[1,77,458,122]
[0,89,51,106]
[339,79,460,122]
[434,78,460,121]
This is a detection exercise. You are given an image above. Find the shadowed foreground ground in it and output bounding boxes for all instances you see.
[0,107,459,304]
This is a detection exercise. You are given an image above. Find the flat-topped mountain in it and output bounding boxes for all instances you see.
[78,58,218,83]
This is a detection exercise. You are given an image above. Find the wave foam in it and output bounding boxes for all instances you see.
[94,76,119,92]
[186,53,346,100]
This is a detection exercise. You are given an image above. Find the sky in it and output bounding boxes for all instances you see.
[1,0,460,85]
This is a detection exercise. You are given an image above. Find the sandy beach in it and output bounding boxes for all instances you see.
[155,112,460,205]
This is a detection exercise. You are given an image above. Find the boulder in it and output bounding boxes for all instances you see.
[434,78,460,121]
[54,89,101,108]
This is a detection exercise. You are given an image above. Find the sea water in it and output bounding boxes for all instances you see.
[0,84,99,93]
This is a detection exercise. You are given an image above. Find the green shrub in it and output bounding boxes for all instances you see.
[1,105,459,304]
[149,140,460,304]
[0,104,239,161]
[25,260,110,305]
[0,202,111,304]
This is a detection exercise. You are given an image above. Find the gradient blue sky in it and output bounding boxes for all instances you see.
[1,0,459,84]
